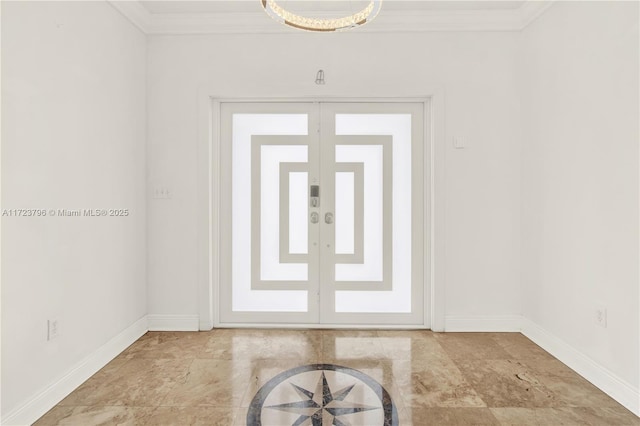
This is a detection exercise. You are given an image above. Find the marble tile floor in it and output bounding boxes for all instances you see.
[34,330,639,426]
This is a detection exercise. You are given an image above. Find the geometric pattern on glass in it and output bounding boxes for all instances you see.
[255,142,308,283]
[334,114,412,313]
[280,168,309,258]
[334,163,365,268]
[335,171,355,255]
[334,143,388,284]
[231,114,309,312]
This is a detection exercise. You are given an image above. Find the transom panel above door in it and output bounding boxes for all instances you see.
[219,102,426,327]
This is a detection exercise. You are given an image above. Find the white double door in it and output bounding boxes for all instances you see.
[220,102,426,326]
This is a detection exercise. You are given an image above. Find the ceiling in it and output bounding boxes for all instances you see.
[110,0,552,34]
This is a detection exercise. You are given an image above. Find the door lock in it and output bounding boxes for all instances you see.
[325,212,334,224]
[310,185,320,208]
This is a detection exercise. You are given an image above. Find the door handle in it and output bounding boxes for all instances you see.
[310,212,319,224]
[325,212,334,224]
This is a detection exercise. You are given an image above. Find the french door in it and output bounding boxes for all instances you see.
[219,102,426,326]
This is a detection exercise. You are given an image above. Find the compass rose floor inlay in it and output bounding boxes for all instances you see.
[248,364,397,426]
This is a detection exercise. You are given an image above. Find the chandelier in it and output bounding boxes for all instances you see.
[261,0,382,32]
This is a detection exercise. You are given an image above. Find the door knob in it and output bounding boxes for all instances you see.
[325,212,334,224]
[310,212,319,224]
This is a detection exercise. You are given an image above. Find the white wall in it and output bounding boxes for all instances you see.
[521,0,639,393]
[146,31,522,323]
[1,1,147,418]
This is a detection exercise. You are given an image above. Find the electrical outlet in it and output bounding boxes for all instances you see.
[47,319,59,340]
[595,307,607,328]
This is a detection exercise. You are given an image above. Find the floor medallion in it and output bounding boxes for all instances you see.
[247,364,398,426]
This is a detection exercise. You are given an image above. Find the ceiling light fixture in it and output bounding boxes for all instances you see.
[261,0,382,32]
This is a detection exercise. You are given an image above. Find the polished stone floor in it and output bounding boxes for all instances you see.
[35,330,639,425]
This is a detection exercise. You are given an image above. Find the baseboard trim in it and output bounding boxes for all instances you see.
[444,314,523,332]
[199,317,214,331]
[147,314,199,331]
[1,316,148,426]
[521,318,640,417]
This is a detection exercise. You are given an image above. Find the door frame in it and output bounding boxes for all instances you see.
[196,96,446,330]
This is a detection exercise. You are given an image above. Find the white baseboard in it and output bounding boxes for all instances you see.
[199,317,214,331]
[444,314,523,332]
[1,316,148,426]
[147,314,199,331]
[521,318,640,417]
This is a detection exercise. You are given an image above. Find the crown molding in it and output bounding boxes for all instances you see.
[109,1,151,34]
[519,1,556,28]
[109,1,556,35]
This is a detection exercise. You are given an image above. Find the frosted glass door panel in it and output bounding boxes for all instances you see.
[259,145,308,281]
[334,145,383,282]
[334,114,413,313]
[288,172,308,254]
[334,172,354,255]
[231,114,310,313]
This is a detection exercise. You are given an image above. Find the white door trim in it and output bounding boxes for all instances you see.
[196,95,446,331]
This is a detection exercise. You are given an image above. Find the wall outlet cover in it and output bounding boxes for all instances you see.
[595,306,607,328]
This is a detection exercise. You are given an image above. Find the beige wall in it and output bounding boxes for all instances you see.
[521,0,639,396]
[1,1,147,417]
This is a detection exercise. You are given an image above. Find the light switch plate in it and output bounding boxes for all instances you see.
[153,186,171,199]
